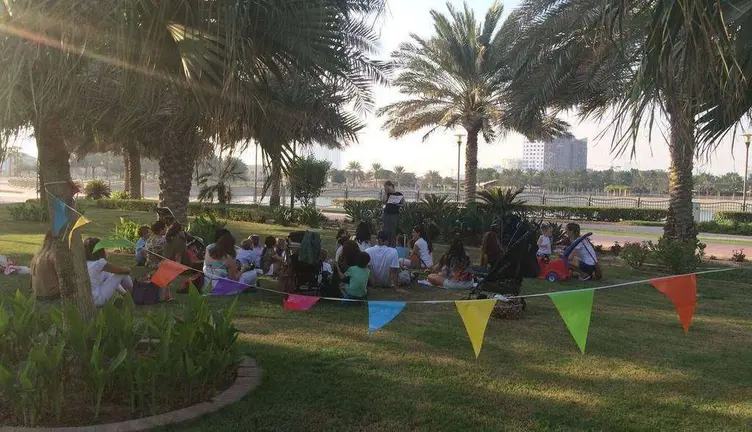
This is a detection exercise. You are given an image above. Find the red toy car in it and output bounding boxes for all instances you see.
[537,257,572,282]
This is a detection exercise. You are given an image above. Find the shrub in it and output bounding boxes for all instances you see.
[110,190,132,200]
[113,217,142,249]
[648,237,704,274]
[83,180,111,199]
[619,242,650,269]
[0,289,240,427]
[610,241,623,256]
[731,249,746,263]
[298,205,327,228]
[715,211,752,225]
[697,221,752,236]
[522,205,668,222]
[270,207,298,227]
[342,200,382,228]
[189,214,227,243]
[8,202,47,222]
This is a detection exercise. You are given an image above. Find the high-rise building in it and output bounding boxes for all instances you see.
[522,138,587,172]
[306,145,343,170]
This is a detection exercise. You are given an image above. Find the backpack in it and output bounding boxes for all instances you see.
[132,280,159,305]
[299,231,322,265]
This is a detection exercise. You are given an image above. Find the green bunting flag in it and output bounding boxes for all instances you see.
[92,238,135,253]
[549,289,595,354]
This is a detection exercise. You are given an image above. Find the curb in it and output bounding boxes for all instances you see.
[1,356,261,432]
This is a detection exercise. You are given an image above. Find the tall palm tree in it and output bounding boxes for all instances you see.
[507,0,752,242]
[346,161,364,186]
[378,1,568,204]
[424,170,442,189]
[393,165,405,186]
[370,162,383,184]
[197,156,248,204]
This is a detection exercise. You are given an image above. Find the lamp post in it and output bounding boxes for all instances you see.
[455,134,464,202]
[253,141,258,204]
[743,134,752,211]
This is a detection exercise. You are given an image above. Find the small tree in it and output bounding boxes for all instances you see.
[288,156,332,206]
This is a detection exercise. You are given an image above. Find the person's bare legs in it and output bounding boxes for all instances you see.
[427,273,445,287]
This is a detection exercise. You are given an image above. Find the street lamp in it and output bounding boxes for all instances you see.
[455,134,464,202]
[743,133,752,211]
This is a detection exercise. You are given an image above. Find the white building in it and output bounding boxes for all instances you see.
[522,138,588,172]
[522,142,545,171]
[306,144,343,170]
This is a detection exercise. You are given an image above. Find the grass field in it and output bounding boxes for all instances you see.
[1,205,751,431]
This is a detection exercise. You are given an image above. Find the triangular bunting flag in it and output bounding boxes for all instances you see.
[52,197,68,236]
[455,299,496,358]
[651,274,697,334]
[549,289,595,354]
[283,294,321,311]
[368,301,406,333]
[68,216,90,247]
[92,238,135,253]
[210,278,248,296]
[151,260,189,288]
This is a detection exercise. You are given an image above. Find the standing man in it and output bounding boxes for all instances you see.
[381,180,403,246]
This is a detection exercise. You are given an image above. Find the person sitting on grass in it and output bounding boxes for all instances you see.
[427,237,474,290]
[84,237,133,307]
[334,251,371,300]
[366,230,400,288]
[145,220,167,269]
[353,222,372,252]
[30,231,59,301]
[203,230,240,290]
[261,236,285,276]
[235,238,259,288]
[565,223,599,281]
[135,225,150,266]
[399,225,433,269]
[537,223,553,263]
[164,222,202,270]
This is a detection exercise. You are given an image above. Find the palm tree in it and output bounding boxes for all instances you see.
[506,0,752,242]
[346,161,364,186]
[378,1,568,204]
[393,165,405,186]
[423,170,442,189]
[197,156,248,204]
[370,162,383,184]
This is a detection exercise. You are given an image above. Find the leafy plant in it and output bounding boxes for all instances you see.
[477,187,527,214]
[731,249,746,263]
[619,242,650,269]
[342,200,382,229]
[111,190,132,200]
[113,217,142,246]
[189,215,228,244]
[84,180,112,200]
[8,202,47,222]
[610,241,623,256]
[288,156,332,206]
[197,156,247,205]
[298,205,327,228]
[270,207,298,227]
[648,237,704,274]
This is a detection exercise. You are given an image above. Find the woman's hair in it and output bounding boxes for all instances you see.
[214,228,231,243]
[383,180,395,192]
[84,237,106,261]
[320,248,328,261]
[151,220,167,236]
[210,232,236,259]
[336,228,348,239]
[264,235,276,249]
[396,235,405,247]
[413,225,433,253]
[337,235,347,246]
[340,240,361,268]
[137,225,150,238]
[354,222,371,244]
[166,222,183,241]
[276,237,287,249]
[441,237,467,266]
[251,235,260,247]
[481,231,503,264]
[566,222,581,237]
[356,251,371,268]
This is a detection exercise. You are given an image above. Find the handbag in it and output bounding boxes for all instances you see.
[132,280,159,306]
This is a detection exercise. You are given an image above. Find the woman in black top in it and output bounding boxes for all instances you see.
[381,180,403,246]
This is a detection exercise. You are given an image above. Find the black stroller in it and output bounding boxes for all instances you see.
[467,215,540,319]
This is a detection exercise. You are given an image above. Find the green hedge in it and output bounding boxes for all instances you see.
[95,199,274,222]
[697,221,752,236]
[715,211,752,225]
[521,205,668,222]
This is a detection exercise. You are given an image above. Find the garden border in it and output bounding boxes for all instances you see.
[1,356,261,432]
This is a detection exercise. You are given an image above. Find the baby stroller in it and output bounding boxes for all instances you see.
[286,231,326,295]
[467,216,540,319]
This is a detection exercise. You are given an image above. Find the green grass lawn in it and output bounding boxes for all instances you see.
[1,205,751,431]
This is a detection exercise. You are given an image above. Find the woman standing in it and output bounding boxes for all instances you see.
[381,181,403,246]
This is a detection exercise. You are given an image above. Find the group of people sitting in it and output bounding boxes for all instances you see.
[537,222,600,281]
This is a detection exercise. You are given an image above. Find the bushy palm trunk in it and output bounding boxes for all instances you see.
[36,117,95,322]
[159,139,193,223]
[464,127,480,204]
[126,146,142,199]
[269,160,282,207]
[665,98,697,242]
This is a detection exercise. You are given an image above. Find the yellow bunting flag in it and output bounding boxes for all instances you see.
[455,299,496,358]
[68,216,90,247]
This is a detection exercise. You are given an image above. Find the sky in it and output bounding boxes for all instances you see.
[10,0,751,176]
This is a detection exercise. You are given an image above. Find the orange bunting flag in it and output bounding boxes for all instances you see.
[151,260,190,288]
[455,299,496,358]
[650,274,697,333]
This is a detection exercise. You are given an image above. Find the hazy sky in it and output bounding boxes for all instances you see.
[11,0,751,176]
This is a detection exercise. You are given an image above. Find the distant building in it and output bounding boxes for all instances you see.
[306,145,343,170]
[522,138,587,172]
[499,158,523,170]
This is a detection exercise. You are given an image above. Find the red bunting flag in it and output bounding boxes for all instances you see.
[151,260,190,288]
[284,294,321,311]
[650,274,697,333]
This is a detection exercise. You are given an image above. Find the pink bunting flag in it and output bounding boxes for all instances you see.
[284,294,321,311]
[151,260,190,288]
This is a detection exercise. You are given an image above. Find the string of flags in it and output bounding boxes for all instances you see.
[46,190,730,358]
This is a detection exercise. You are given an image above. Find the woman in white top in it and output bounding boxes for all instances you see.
[400,225,434,269]
[84,237,134,307]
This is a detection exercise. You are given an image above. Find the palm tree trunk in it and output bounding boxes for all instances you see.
[665,100,697,242]
[123,152,131,194]
[126,146,142,199]
[269,159,282,207]
[464,127,480,204]
[36,117,95,322]
[159,139,193,223]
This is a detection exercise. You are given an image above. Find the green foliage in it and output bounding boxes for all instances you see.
[731,249,746,263]
[610,242,623,255]
[288,156,332,206]
[270,207,298,227]
[477,187,527,213]
[619,242,650,269]
[648,238,705,274]
[715,211,752,225]
[342,200,382,229]
[696,221,752,236]
[84,180,112,200]
[189,215,228,244]
[524,205,668,222]
[113,217,142,249]
[298,205,327,228]
[111,190,132,200]
[8,202,47,222]
[0,289,240,427]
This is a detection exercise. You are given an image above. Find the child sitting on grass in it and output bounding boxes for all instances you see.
[335,251,370,300]
[135,225,150,266]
